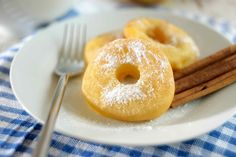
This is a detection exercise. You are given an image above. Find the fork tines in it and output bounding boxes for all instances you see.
[60,23,86,63]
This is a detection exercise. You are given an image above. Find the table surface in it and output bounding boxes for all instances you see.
[0,0,236,53]
[76,0,236,25]
[0,1,236,156]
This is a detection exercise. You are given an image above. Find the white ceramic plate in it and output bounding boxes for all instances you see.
[10,9,236,146]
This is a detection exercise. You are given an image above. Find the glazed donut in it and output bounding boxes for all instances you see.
[124,18,199,70]
[82,39,175,122]
[84,31,123,64]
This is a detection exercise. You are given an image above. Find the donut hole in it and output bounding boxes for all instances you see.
[116,64,140,84]
[147,27,168,44]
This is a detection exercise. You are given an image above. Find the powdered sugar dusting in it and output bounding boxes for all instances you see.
[102,84,145,105]
[128,40,150,64]
[113,42,124,52]
[94,51,118,72]
[169,35,178,46]
[180,37,200,55]
[123,55,133,63]
[168,32,199,56]
[148,50,168,69]
[160,58,169,69]
[95,39,170,106]
[136,19,148,29]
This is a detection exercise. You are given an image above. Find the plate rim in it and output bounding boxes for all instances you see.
[10,8,235,146]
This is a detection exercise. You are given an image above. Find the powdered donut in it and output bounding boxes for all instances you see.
[124,18,199,70]
[82,39,175,122]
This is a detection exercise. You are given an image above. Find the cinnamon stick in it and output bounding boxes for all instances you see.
[171,44,236,108]
[172,68,236,108]
[175,53,236,94]
[174,68,236,102]
[174,44,236,80]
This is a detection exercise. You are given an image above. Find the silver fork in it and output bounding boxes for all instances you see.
[33,24,86,157]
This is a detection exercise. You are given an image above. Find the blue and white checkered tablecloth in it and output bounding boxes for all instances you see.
[1,5,236,157]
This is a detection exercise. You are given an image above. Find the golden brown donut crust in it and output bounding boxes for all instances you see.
[82,39,175,122]
[84,31,123,64]
[124,18,199,70]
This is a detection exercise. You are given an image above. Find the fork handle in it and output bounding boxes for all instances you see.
[33,74,69,157]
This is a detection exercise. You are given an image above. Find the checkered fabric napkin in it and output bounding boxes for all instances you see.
[0,6,236,157]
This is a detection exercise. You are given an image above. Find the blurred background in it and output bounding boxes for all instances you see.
[0,0,235,52]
